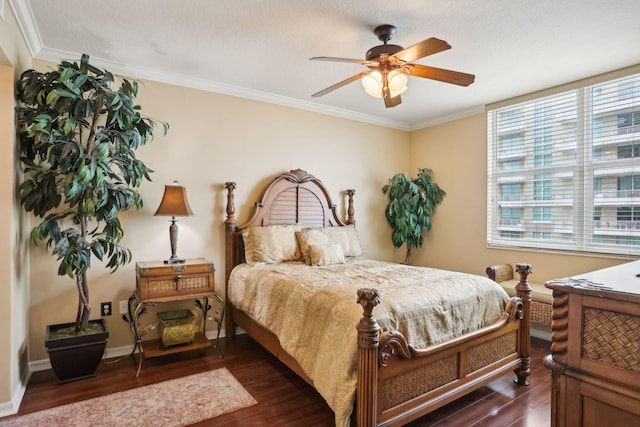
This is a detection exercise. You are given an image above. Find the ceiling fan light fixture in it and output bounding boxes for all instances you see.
[311,25,474,108]
[362,71,383,98]
[388,70,408,97]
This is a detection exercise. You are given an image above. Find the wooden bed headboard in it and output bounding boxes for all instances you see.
[224,169,355,330]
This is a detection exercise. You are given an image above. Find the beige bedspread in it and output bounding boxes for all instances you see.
[228,259,509,427]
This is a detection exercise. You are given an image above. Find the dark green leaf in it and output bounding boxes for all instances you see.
[381,168,445,261]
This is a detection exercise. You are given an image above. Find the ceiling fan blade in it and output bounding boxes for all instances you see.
[310,56,377,66]
[312,71,370,97]
[408,64,475,86]
[382,73,402,108]
[392,37,451,63]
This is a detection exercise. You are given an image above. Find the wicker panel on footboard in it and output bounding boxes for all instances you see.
[369,298,524,426]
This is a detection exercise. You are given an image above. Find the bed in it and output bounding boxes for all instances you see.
[224,169,532,427]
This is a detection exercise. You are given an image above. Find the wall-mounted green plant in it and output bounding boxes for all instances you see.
[382,168,446,264]
[16,54,168,333]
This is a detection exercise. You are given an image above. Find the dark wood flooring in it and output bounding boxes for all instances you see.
[3,335,551,426]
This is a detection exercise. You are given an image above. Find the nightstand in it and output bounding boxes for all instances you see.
[126,258,224,377]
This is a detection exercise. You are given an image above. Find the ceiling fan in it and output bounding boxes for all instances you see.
[310,24,475,108]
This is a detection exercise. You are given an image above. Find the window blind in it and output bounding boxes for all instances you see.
[487,72,640,256]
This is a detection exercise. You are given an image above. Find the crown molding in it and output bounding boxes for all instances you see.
[32,45,412,132]
[410,105,486,131]
[8,0,42,57]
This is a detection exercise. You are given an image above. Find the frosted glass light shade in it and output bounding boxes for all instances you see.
[361,70,408,98]
[388,70,408,97]
[362,71,383,98]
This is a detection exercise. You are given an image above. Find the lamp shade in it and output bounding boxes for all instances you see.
[154,184,194,217]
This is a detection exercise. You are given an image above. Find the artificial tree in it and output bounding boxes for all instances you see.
[382,168,446,264]
[16,54,168,333]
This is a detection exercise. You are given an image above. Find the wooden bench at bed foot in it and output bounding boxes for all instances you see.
[486,264,551,327]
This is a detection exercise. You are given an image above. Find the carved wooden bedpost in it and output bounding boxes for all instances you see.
[356,288,380,427]
[514,263,532,385]
[224,182,237,338]
[346,189,355,225]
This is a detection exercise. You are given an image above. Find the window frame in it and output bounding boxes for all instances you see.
[487,71,640,256]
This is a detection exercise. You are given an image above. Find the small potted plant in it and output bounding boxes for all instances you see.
[15,54,168,382]
[382,168,446,264]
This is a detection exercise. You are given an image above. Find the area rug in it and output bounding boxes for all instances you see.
[0,368,256,426]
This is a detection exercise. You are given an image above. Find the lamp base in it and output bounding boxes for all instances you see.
[164,257,185,265]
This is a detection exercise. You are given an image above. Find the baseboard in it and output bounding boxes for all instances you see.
[0,400,16,418]
[29,329,225,373]
[0,363,31,418]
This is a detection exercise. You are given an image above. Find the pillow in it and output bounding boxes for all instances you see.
[342,225,364,257]
[320,227,350,256]
[242,224,303,265]
[296,226,364,263]
[308,243,345,266]
[296,228,329,265]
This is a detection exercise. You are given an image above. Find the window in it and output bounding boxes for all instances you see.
[500,230,522,238]
[533,232,551,239]
[500,183,521,201]
[533,174,552,200]
[501,133,522,153]
[533,207,551,221]
[500,110,521,128]
[617,207,640,222]
[501,159,522,170]
[617,175,640,196]
[617,112,640,135]
[618,144,640,159]
[618,80,640,101]
[593,207,602,221]
[501,207,521,219]
[487,72,640,256]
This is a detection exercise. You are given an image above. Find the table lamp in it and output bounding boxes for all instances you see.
[154,181,194,264]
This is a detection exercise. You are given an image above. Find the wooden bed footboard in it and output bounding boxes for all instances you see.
[356,264,532,426]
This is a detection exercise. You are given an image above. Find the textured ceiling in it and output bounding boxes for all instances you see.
[10,0,640,130]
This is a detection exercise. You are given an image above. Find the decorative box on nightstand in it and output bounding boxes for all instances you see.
[136,258,215,300]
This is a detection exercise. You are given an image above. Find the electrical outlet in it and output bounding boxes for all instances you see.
[119,300,128,315]
[101,301,112,316]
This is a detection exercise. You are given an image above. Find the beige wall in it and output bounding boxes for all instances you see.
[26,62,411,361]
[409,114,625,283]
[0,2,34,413]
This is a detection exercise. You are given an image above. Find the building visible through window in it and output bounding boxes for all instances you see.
[487,72,640,255]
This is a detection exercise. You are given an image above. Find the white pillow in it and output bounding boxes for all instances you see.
[343,225,364,257]
[296,226,364,263]
[242,224,303,265]
[308,243,346,266]
[296,228,329,265]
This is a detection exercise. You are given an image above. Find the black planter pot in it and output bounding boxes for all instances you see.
[45,318,109,384]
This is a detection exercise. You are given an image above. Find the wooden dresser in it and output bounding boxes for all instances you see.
[545,260,640,426]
